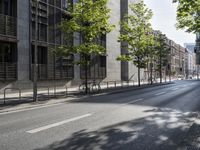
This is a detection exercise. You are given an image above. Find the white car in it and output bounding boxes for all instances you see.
[177,75,184,80]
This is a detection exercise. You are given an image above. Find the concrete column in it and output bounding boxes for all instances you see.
[106,0,121,81]
[73,32,81,84]
[120,0,129,81]
[17,0,30,81]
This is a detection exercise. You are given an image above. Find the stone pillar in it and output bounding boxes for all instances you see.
[17,0,30,82]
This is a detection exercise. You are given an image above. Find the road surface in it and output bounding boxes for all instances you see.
[1,80,200,150]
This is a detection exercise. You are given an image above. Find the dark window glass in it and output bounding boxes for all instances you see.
[48,6,55,43]
[39,24,47,42]
[4,0,9,15]
[56,0,61,8]
[49,0,54,5]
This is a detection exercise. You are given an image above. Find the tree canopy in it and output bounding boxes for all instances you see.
[54,0,114,59]
[173,0,200,33]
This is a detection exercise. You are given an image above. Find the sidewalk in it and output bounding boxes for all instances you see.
[0,80,174,114]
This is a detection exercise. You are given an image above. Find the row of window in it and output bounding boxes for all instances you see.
[0,0,17,17]
[0,41,107,80]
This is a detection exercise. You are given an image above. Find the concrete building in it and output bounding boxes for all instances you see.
[195,33,200,65]
[0,0,141,91]
[195,33,200,78]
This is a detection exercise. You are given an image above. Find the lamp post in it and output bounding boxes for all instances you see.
[33,0,39,101]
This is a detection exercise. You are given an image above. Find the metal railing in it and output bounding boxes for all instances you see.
[38,86,50,100]
[78,80,136,93]
[4,88,21,104]
[0,14,17,37]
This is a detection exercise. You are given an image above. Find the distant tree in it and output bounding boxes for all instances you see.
[154,33,170,83]
[53,0,114,94]
[146,30,156,85]
[117,0,153,86]
[173,0,200,33]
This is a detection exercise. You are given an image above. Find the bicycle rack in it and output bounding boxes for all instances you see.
[4,88,21,104]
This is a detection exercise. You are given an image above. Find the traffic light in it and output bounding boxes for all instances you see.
[194,47,197,53]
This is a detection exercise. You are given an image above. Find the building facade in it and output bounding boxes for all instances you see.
[0,0,143,91]
[196,33,200,65]
[169,40,187,77]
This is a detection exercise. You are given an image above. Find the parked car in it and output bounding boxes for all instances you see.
[177,75,184,80]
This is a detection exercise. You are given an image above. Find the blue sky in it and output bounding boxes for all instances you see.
[143,0,196,46]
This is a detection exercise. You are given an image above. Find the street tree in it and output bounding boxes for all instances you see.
[154,33,170,83]
[53,0,114,94]
[173,0,200,33]
[117,0,153,86]
[146,30,156,85]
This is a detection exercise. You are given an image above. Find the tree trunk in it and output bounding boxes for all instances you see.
[138,67,141,87]
[150,59,153,85]
[169,64,171,82]
[160,54,162,84]
[165,66,167,83]
[84,55,89,94]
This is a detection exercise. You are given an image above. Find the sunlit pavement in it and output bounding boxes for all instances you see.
[0,80,200,150]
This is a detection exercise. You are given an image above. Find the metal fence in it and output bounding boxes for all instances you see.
[0,79,171,105]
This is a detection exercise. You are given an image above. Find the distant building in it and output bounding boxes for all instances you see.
[196,33,200,65]
[184,43,197,78]
[184,43,195,53]
[186,49,196,78]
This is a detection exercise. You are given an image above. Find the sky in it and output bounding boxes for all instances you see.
[143,0,196,47]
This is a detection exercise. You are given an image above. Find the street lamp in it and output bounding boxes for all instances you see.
[33,0,39,101]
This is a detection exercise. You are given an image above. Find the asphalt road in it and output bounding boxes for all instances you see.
[1,80,200,150]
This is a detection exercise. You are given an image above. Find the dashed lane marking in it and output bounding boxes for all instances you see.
[155,92,166,96]
[26,114,92,134]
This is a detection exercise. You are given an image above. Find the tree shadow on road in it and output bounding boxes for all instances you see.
[34,108,198,150]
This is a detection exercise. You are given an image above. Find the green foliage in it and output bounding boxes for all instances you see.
[173,0,200,33]
[154,33,170,71]
[54,0,114,61]
[117,0,153,69]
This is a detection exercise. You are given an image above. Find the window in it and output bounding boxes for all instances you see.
[3,0,9,15]
[31,46,47,64]
[80,55,106,79]
[0,42,17,80]
[2,0,16,16]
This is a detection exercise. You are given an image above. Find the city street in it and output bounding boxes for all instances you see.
[1,80,200,150]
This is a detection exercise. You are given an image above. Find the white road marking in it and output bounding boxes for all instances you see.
[26,114,92,134]
[171,88,178,91]
[123,99,144,105]
[155,92,166,96]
